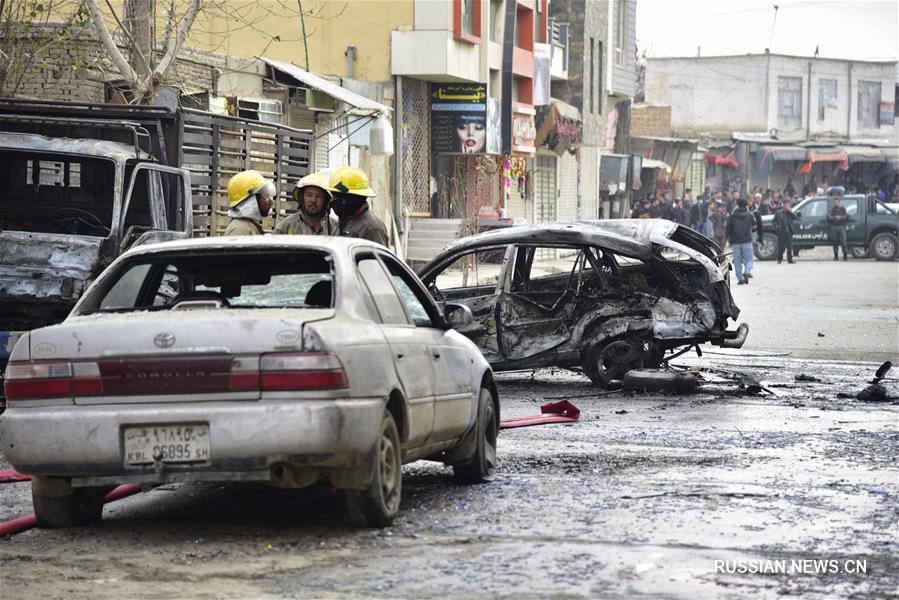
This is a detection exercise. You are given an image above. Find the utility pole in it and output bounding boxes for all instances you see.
[762,5,779,131]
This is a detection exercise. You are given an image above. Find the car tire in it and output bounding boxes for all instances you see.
[582,337,647,388]
[453,387,498,484]
[870,232,898,261]
[850,246,869,259]
[754,232,778,261]
[623,369,698,394]
[32,483,106,528]
[346,411,402,528]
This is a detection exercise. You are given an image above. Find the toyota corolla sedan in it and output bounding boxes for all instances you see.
[418,220,748,387]
[1,236,498,528]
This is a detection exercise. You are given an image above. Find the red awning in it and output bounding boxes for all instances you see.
[705,152,738,169]
[797,150,849,174]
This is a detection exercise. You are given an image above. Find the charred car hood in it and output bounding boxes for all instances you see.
[0,231,103,302]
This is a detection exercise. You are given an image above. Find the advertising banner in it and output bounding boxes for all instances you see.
[431,83,488,154]
[534,43,551,106]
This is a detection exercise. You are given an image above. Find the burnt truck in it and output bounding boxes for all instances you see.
[0,98,312,407]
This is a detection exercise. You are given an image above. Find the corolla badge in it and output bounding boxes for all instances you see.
[154,333,176,348]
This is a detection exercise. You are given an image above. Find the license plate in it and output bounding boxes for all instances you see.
[123,424,210,466]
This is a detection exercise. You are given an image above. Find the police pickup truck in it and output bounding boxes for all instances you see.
[755,188,899,261]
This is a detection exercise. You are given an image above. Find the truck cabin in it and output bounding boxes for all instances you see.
[0,133,180,240]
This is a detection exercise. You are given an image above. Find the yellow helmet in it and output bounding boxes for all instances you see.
[293,172,333,203]
[227,170,275,207]
[328,166,376,197]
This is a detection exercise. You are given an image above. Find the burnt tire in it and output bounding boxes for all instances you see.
[32,483,106,528]
[346,411,402,528]
[870,232,898,261]
[582,337,647,388]
[754,232,778,261]
[453,387,498,484]
[623,369,698,394]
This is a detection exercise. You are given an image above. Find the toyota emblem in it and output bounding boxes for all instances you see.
[154,333,176,348]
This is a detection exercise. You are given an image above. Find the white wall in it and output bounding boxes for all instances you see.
[646,55,898,144]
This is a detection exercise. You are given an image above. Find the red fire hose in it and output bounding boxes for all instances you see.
[499,400,581,429]
[0,478,142,537]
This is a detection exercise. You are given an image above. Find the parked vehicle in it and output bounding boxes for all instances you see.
[418,220,748,387]
[755,190,899,261]
[0,236,498,528]
[0,98,312,410]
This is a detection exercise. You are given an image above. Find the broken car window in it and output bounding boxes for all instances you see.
[431,246,508,298]
[81,250,334,313]
[0,151,115,236]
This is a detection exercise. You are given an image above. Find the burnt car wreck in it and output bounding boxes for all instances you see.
[418,220,749,387]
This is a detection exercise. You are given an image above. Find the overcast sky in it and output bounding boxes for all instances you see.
[636,0,898,62]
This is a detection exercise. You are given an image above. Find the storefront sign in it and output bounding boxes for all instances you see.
[880,102,895,126]
[431,83,488,154]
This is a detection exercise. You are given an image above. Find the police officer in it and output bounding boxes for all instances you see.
[773,198,799,264]
[224,170,275,236]
[827,197,850,261]
[328,166,389,246]
[274,172,337,235]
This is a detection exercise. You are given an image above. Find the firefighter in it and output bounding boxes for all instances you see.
[274,172,337,235]
[328,166,389,246]
[224,170,275,236]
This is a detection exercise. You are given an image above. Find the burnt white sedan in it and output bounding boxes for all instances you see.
[1,236,498,528]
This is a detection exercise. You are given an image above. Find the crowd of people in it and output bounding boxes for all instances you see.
[630,175,899,284]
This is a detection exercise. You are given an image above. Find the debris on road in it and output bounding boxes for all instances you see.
[856,384,889,402]
[872,360,892,384]
[623,369,698,394]
[794,373,822,382]
[499,400,581,429]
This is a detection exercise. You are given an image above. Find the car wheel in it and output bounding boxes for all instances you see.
[453,386,498,484]
[754,232,778,261]
[346,411,402,528]
[32,482,106,528]
[850,246,869,259]
[583,338,646,388]
[870,232,898,261]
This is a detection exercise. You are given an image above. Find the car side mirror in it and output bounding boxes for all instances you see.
[444,303,474,328]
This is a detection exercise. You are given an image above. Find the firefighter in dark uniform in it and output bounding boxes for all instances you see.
[328,166,389,247]
[224,170,275,236]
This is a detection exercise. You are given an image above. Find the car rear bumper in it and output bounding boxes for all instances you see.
[0,399,384,485]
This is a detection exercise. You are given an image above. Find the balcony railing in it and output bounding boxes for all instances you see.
[549,18,569,80]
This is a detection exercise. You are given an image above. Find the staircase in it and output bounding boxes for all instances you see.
[404,218,462,265]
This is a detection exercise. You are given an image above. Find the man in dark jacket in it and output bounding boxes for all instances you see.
[726,198,755,284]
[827,198,850,261]
[773,198,799,263]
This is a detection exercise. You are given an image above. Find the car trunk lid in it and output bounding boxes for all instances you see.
[25,308,334,404]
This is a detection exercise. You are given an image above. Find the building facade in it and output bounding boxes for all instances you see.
[644,53,899,193]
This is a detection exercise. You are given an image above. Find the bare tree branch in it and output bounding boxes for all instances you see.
[104,0,151,77]
[84,0,140,88]
[154,0,201,79]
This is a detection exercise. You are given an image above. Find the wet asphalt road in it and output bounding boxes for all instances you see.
[0,253,897,599]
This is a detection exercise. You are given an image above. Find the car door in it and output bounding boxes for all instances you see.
[378,252,473,444]
[497,245,597,362]
[843,198,865,245]
[355,252,434,447]
[421,245,511,362]
[793,198,829,246]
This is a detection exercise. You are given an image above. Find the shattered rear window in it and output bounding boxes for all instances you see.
[79,249,335,313]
